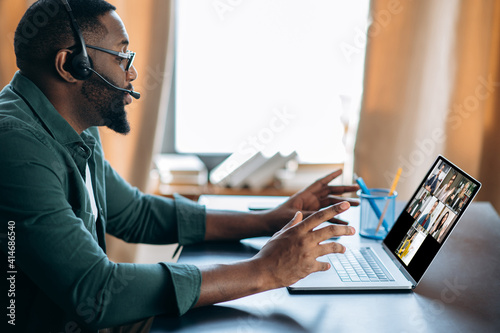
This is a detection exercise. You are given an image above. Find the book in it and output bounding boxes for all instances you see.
[244,151,298,189]
[210,150,298,189]
[154,154,207,185]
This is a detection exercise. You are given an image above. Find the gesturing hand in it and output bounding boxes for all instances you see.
[264,169,359,232]
[253,201,355,289]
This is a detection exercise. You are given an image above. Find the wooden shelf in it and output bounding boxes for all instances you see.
[156,183,296,200]
[153,162,345,201]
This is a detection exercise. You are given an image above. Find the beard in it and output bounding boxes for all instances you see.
[80,73,131,135]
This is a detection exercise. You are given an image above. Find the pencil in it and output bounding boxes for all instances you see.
[375,167,402,233]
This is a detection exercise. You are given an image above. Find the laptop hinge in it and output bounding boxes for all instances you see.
[382,243,418,287]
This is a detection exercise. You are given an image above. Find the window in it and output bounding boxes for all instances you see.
[169,0,370,164]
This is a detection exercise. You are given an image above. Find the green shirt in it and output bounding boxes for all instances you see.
[0,72,206,332]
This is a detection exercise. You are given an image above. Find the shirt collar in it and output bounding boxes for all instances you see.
[10,71,84,147]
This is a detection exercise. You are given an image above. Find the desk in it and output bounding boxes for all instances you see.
[151,201,500,332]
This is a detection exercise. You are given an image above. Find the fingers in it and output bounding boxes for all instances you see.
[319,195,360,207]
[330,185,360,194]
[307,169,343,192]
[284,211,303,230]
[301,211,349,225]
[318,169,343,185]
[313,224,355,243]
[298,202,350,232]
[313,242,348,273]
[318,185,360,198]
[316,241,348,258]
[316,261,331,272]
[328,217,348,225]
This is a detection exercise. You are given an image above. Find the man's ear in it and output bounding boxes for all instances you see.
[55,49,79,83]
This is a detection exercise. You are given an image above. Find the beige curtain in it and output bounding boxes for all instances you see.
[355,0,500,212]
[0,1,29,86]
[0,1,175,262]
[99,0,174,193]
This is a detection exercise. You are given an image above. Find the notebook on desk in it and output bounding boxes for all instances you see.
[288,155,481,292]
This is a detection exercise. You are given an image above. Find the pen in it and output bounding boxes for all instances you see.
[172,244,183,259]
[355,175,389,230]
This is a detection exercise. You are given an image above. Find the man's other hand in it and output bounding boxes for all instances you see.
[253,201,355,289]
[263,169,359,232]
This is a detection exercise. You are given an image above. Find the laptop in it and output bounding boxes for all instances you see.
[288,155,481,292]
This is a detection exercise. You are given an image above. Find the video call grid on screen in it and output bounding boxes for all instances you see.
[383,156,481,282]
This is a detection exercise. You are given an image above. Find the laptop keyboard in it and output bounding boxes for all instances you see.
[328,247,394,282]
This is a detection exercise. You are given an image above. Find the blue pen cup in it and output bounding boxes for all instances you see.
[357,189,397,240]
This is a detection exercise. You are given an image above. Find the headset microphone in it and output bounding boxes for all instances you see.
[87,67,141,99]
[61,0,141,100]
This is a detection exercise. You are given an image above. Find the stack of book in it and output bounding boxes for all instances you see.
[210,151,298,189]
[154,154,208,186]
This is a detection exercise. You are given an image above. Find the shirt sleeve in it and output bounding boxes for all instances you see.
[0,128,201,330]
[103,161,206,245]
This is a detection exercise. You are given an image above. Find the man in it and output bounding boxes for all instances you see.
[424,164,445,194]
[417,201,439,230]
[407,192,426,218]
[0,1,358,332]
[451,185,468,212]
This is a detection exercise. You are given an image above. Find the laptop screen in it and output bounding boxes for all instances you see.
[383,155,481,283]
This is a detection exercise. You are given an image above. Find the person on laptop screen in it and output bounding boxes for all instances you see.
[435,173,458,202]
[0,1,359,331]
[417,200,440,230]
[424,163,445,194]
[429,211,450,242]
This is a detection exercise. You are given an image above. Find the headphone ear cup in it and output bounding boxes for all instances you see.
[66,49,93,80]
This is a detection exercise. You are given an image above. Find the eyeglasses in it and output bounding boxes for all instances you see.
[86,44,136,71]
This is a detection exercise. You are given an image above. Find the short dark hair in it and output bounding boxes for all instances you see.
[14,0,116,72]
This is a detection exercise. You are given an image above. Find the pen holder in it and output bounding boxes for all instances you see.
[357,189,397,240]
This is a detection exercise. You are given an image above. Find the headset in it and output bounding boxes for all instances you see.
[60,0,140,99]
